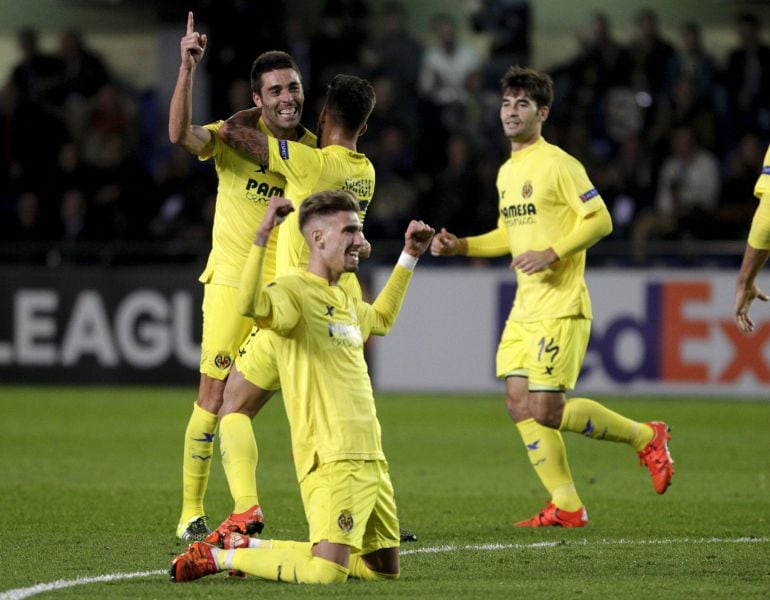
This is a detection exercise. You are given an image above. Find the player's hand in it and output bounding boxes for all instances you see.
[256,197,294,246]
[734,284,768,333]
[430,227,461,256]
[359,235,372,260]
[180,11,208,70]
[511,248,558,274]
[404,220,435,257]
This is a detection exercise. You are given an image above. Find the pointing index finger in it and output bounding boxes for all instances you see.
[187,11,194,35]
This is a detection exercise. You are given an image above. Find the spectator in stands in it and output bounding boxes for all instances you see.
[309,0,369,101]
[631,124,721,263]
[723,12,770,144]
[418,12,482,128]
[0,79,70,201]
[663,21,718,108]
[9,26,65,107]
[594,133,654,241]
[360,1,422,129]
[628,7,676,103]
[648,74,718,154]
[549,12,631,141]
[470,0,531,87]
[361,123,417,241]
[58,29,109,101]
[716,132,767,240]
[80,82,138,169]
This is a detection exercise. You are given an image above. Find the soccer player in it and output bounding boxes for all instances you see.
[735,144,770,333]
[168,11,315,541]
[169,192,435,584]
[202,73,382,542]
[430,66,674,527]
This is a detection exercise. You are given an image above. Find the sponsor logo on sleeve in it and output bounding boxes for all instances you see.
[579,188,599,202]
[279,139,290,160]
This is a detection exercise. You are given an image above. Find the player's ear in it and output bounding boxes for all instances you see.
[311,228,324,249]
[538,104,550,123]
[252,92,263,109]
[358,122,368,137]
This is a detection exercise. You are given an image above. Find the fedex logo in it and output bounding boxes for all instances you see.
[498,278,770,387]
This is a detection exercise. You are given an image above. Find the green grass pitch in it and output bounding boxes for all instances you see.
[1,386,768,598]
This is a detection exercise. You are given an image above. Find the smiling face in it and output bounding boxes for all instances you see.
[310,210,365,279]
[500,88,548,147]
[253,68,304,136]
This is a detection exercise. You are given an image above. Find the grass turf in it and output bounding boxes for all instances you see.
[0,387,768,598]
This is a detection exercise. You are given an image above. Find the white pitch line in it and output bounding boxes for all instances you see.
[0,570,166,600]
[399,536,770,555]
[1,537,767,598]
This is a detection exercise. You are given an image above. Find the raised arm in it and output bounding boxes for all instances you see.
[218,108,270,165]
[237,197,295,321]
[168,11,213,154]
[369,220,435,336]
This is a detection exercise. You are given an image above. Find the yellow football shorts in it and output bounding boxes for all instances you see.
[300,460,400,554]
[234,326,281,391]
[496,317,591,391]
[200,283,254,379]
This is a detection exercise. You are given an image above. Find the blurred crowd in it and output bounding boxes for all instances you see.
[1,0,769,266]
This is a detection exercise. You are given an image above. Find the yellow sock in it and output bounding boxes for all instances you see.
[561,398,654,451]
[180,402,218,523]
[229,546,348,584]
[220,413,260,513]
[516,418,582,511]
[348,554,399,581]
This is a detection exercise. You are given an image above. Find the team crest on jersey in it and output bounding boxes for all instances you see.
[214,352,233,370]
[521,181,533,199]
[337,510,354,533]
[278,139,290,160]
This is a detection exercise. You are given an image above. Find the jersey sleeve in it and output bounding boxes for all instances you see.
[556,155,606,217]
[466,225,510,257]
[237,245,301,334]
[260,281,302,335]
[358,265,413,336]
[755,145,770,200]
[199,121,223,161]
[267,136,324,190]
[748,196,770,250]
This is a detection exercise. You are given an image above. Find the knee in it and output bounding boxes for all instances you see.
[505,393,530,423]
[197,376,226,413]
[314,559,350,584]
[530,402,563,429]
[219,382,272,420]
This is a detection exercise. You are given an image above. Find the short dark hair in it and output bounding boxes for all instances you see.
[250,51,301,95]
[324,74,376,135]
[500,66,554,109]
[299,190,360,232]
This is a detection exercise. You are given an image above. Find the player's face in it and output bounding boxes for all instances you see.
[500,89,547,144]
[254,68,304,133]
[321,210,365,275]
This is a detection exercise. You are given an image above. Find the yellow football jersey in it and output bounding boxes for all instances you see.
[495,137,606,321]
[267,138,375,296]
[197,119,316,287]
[254,269,408,481]
[755,144,770,201]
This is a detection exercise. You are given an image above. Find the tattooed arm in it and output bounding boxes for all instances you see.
[218,107,270,165]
